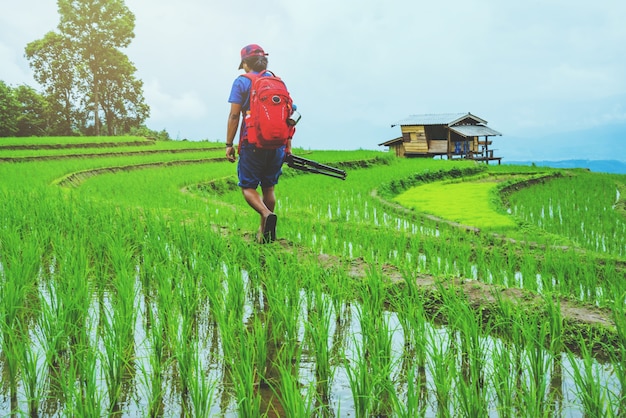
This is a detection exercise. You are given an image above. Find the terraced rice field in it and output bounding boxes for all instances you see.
[1,136,625,417]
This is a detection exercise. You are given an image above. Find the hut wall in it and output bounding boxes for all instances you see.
[391,144,405,157]
[400,126,428,153]
[428,140,448,154]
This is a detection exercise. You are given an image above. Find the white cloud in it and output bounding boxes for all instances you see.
[0,43,31,86]
[145,80,206,119]
[2,0,626,150]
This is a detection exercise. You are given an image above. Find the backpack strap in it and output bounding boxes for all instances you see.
[239,71,273,111]
[239,74,255,112]
[241,70,273,80]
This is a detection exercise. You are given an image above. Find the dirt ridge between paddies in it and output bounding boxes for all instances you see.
[266,235,618,361]
[0,139,155,150]
[0,147,218,162]
[229,225,618,362]
[54,158,223,187]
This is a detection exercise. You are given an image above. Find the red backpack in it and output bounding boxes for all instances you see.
[242,71,296,149]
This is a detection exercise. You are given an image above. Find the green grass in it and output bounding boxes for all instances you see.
[0,135,152,146]
[0,140,223,158]
[1,136,624,417]
[393,179,517,229]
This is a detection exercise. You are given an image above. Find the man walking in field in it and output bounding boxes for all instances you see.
[225,44,293,243]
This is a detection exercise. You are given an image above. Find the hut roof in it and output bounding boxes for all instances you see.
[378,136,403,147]
[450,125,502,137]
[391,112,487,127]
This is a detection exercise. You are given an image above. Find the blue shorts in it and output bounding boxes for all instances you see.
[237,143,285,189]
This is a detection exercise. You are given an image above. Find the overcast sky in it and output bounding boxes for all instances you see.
[2,0,626,161]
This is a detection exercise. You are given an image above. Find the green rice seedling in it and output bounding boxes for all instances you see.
[489,290,526,414]
[272,359,316,417]
[166,245,216,411]
[329,300,353,373]
[173,315,194,400]
[372,315,399,417]
[344,327,375,418]
[518,315,554,417]
[435,282,492,417]
[19,335,45,417]
[38,279,68,365]
[305,286,335,398]
[259,256,304,357]
[208,263,262,415]
[138,302,166,417]
[247,311,270,394]
[172,312,215,418]
[426,325,455,418]
[230,322,262,418]
[395,272,428,366]
[188,351,216,418]
[224,264,246,328]
[41,236,94,363]
[549,352,565,417]
[541,292,567,414]
[99,245,139,413]
[542,293,563,354]
[0,231,41,413]
[100,303,128,412]
[449,307,490,416]
[0,327,20,414]
[392,361,428,418]
[53,350,82,416]
[491,338,517,418]
[73,343,105,418]
[567,334,615,417]
[391,275,429,417]
[353,269,399,416]
[0,227,40,337]
[266,289,306,408]
[611,298,626,416]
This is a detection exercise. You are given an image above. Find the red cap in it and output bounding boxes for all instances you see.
[238,44,268,69]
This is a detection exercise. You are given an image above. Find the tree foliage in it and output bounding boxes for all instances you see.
[0,81,20,137]
[25,31,80,135]
[14,85,50,136]
[0,81,53,137]
[24,0,149,136]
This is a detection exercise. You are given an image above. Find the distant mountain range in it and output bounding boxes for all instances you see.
[505,159,626,174]
[495,121,625,164]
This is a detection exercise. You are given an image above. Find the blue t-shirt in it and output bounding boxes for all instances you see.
[228,76,252,111]
[228,71,271,141]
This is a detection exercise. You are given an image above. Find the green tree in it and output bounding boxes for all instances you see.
[14,85,50,136]
[25,31,81,135]
[0,81,19,137]
[25,0,149,136]
[98,49,150,135]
